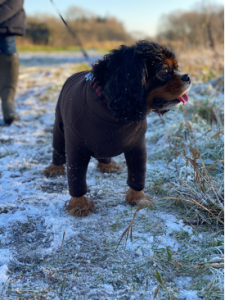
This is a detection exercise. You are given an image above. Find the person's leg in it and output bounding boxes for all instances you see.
[0,53,19,125]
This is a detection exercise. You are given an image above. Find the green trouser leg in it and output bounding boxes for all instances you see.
[0,53,19,125]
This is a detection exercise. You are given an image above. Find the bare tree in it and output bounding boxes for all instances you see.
[157,3,224,48]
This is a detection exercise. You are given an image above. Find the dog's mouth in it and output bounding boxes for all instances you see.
[153,93,189,108]
[178,93,188,103]
[152,92,189,115]
[167,92,189,106]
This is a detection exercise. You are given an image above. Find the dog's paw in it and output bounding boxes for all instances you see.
[97,161,124,173]
[64,195,95,217]
[126,188,153,207]
[42,164,65,177]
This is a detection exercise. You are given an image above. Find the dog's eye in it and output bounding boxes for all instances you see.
[162,68,169,76]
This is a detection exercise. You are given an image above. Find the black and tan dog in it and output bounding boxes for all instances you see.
[43,41,191,216]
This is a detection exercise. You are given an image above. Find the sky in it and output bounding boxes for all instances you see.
[24,0,224,37]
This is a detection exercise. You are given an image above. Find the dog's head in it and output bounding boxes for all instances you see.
[91,40,191,122]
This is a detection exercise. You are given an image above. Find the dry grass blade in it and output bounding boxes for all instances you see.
[208,263,224,268]
[198,129,212,139]
[181,180,216,207]
[190,144,199,171]
[207,159,224,171]
[154,284,161,299]
[212,108,223,128]
[116,208,141,250]
[169,136,223,224]
[211,130,224,139]
[199,156,224,211]
[157,197,224,224]
[171,147,209,185]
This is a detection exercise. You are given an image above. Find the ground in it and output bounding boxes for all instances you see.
[0,53,224,300]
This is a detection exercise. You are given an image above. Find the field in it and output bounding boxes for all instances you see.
[0,50,223,300]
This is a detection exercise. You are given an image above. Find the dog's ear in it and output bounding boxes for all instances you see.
[93,46,148,122]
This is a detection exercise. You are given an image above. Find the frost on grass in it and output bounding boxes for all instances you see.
[0,61,223,300]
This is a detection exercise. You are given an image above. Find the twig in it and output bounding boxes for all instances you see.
[116,208,141,250]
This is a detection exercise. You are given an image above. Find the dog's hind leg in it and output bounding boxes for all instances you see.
[97,158,124,173]
[43,164,65,177]
[43,112,66,177]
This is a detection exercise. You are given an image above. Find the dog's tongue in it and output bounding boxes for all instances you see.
[179,94,189,103]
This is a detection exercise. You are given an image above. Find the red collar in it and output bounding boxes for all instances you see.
[92,82,108,104]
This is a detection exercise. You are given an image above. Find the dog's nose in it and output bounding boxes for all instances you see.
[181,74,191,83]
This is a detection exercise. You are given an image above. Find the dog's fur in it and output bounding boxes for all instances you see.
[43,41,191,216]
[91,41,190,119]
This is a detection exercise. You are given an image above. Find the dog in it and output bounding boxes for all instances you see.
[43,40,191,217]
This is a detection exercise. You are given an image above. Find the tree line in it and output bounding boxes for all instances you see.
[157,4,224,49]
[17,4,224,49]
[19,6,134,47]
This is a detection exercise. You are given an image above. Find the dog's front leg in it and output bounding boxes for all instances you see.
[125,188,152,206]
[63,134,95,217]
[65,195,95,217]
[124,135,152,206]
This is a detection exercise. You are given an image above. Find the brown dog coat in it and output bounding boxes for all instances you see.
[52,71,147,197]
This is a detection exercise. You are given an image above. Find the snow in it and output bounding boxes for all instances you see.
[180,290,203,300]
[19,51,102,66]
[0,249,11,265]
[0,264,8,285]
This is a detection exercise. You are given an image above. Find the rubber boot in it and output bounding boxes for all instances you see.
[0,53,19,125]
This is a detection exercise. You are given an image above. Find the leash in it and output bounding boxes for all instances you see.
[50,0,91,66]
